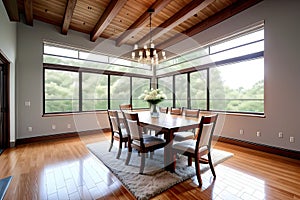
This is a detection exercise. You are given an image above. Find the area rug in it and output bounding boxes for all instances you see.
[0,176,12,200]
[87,141,233,200]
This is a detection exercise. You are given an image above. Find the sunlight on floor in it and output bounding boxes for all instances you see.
[212,165,265,200]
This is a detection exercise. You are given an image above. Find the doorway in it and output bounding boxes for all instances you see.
[0,52,10,155]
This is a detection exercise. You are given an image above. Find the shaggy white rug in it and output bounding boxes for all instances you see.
[87,141,233,200]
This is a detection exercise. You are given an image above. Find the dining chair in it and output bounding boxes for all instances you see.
[172,114,218,186]
[123,112,166,174]
[170,107,183,115]
[159,107,168,114]
[119,104,132,111]
[173,108,200,141]
[107,110,128,159]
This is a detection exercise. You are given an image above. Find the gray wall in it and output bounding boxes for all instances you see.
[0,1,17,142]
[15,0,299,151]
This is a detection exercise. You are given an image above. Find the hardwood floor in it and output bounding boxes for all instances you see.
[0,132,299,200]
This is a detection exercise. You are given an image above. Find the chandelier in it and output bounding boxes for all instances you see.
[131,8,166,65]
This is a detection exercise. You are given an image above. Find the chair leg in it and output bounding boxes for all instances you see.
[125,146,132,165]
[140,153,146,174]
[109,137,114,152]
[194,155,202,186]
[208,152,216,178]
[188,156,192,166]
[116,143,122,159]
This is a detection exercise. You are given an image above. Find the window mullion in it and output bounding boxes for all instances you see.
[79,72,82,112]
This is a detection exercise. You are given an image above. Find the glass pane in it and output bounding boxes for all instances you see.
[79,52,108,63]
[44,45,78,58]
[175,74,187,108]
[82,73,108,111]
[180,48,209,61]
[210,58,264,113]
[210,29,264,54]
[110,76,130,109]
[158,77,173,107]
[45,69,79,113]
[211,41,264,62]
[43,55,151,75]
[190,70,207,110]
[132,77,150,109]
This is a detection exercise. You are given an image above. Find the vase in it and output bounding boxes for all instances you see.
[150,103,159,118]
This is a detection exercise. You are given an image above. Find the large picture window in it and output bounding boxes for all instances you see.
[44,69,79,113]
[132,77,150,108]
[157,77,173,107]
[110,76,130,110]
[43,24,264,115]
[175,74,187,108]
[190,70,207,110]
[158,25,264,114]
[82,73,108,111]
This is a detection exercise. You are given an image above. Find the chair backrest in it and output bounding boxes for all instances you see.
[123,112,143,140]
[159,107,168,113]
[170,107,183,115]
[107,110,122,134]
[184,108,200,118]
[195,114,218,153]
[119,104,132,111]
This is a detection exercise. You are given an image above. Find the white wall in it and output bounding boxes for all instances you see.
[0,1,17,143]
[15,0,299,151]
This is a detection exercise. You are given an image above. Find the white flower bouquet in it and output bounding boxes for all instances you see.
[139,88,167,105]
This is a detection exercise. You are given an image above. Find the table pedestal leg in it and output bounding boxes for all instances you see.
[164,130,176,172]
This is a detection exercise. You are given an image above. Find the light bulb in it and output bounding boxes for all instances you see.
[150,43,155,48]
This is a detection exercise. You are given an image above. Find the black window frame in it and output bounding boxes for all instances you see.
[43,64,151,115]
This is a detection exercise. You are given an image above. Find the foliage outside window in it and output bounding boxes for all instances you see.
[175,74,187,108]
[158,26,264,114]
[157,77,173,107]
[44,69,79,113]
[43,24,264,115]
[190,70,207,110]
[110,76,130,110]
[82,73,108,111]
[132,78,151,108]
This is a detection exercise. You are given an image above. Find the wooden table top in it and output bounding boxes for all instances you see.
[137,111,199,131]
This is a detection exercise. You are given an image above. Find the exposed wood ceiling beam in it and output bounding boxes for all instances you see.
[90,0,127,42]
[115,0,172,47]
[157,0,263,50]
[2,0,19,21]
[24,0,33,26]
[61,0,77,35]
[138,0,214,46]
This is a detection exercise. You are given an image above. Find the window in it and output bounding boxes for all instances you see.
[110,76,130,110]
[44,69,151,114]
[157,25,264,114]
[132,77,150,108]
[43,44,151,114]
[82,73,108,111]
[43,24,264,115]
[210,58,264,113]
[175,74,187,108]
[190,70,207,110]
[44,69,79,113]
[157,77,173,107]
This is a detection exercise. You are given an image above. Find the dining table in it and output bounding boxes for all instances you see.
[136,111,200,172]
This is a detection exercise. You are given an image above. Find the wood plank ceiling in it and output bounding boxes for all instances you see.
[3,0,263,51]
